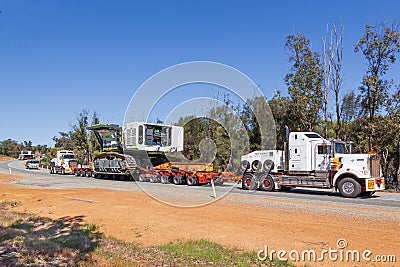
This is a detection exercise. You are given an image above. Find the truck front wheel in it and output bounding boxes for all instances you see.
[338,178,361,198]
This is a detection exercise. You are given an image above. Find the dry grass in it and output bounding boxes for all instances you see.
[0,201,289,266]
[0,201,101,266]
[0,156,15,161]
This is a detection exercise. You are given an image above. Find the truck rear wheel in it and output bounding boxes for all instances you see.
[242,174,254,190]
[338,178,361,198]
[259,174,274,192]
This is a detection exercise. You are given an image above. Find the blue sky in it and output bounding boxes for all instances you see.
[0,0,399,146]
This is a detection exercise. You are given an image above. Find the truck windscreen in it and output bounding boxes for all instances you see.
[335,143,346,154]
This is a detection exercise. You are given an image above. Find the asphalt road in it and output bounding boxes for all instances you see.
[1,160,399,220]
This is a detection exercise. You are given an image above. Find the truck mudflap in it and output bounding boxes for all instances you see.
[366,177,385,191]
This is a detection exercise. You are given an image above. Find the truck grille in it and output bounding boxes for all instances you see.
[370,156,380,178]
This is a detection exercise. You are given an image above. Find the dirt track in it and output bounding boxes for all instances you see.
[0,172,399,266]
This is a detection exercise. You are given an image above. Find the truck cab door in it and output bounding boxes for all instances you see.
[315,144,330,171]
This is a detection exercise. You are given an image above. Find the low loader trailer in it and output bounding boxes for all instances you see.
[137,162,224,186]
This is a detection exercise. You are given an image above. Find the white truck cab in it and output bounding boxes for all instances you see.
[50,150,78,175]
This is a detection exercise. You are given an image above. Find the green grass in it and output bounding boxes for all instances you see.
[159,239,294,267]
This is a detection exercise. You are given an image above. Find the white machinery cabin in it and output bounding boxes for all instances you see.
[124,122,184,152]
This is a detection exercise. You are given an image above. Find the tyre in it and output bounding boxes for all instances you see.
[263,159,275,173]
[241,174,254,190]
[81,171,86,177]
[160,175,168,184]
[187,176,197,186]
[173,176,181,185]
[92,172,97,178]
[251,160,261,172]
[86,171,91,177]
[338,178,361,198]
[259,174,274,192]
[240,160,250,171]
[249,176,259,191]
[138,174,147,182]
[149,175,158,183]
[75,170,80,176]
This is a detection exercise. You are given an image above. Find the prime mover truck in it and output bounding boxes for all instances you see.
[241,131,385,198]
[49,150,78,175]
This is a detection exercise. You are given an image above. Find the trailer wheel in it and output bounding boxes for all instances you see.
[263,160,275,173]
[242,174,254,190]
[259,174,274,192]
[187,176,197,186]
[149,175,158,183]
[138,174,147,182]
[251,160,261,172]
[338,178,361,198]
[160,175,169,184]
[173,176,181,185]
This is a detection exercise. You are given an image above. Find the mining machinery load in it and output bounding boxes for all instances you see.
[73,123,184,180]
